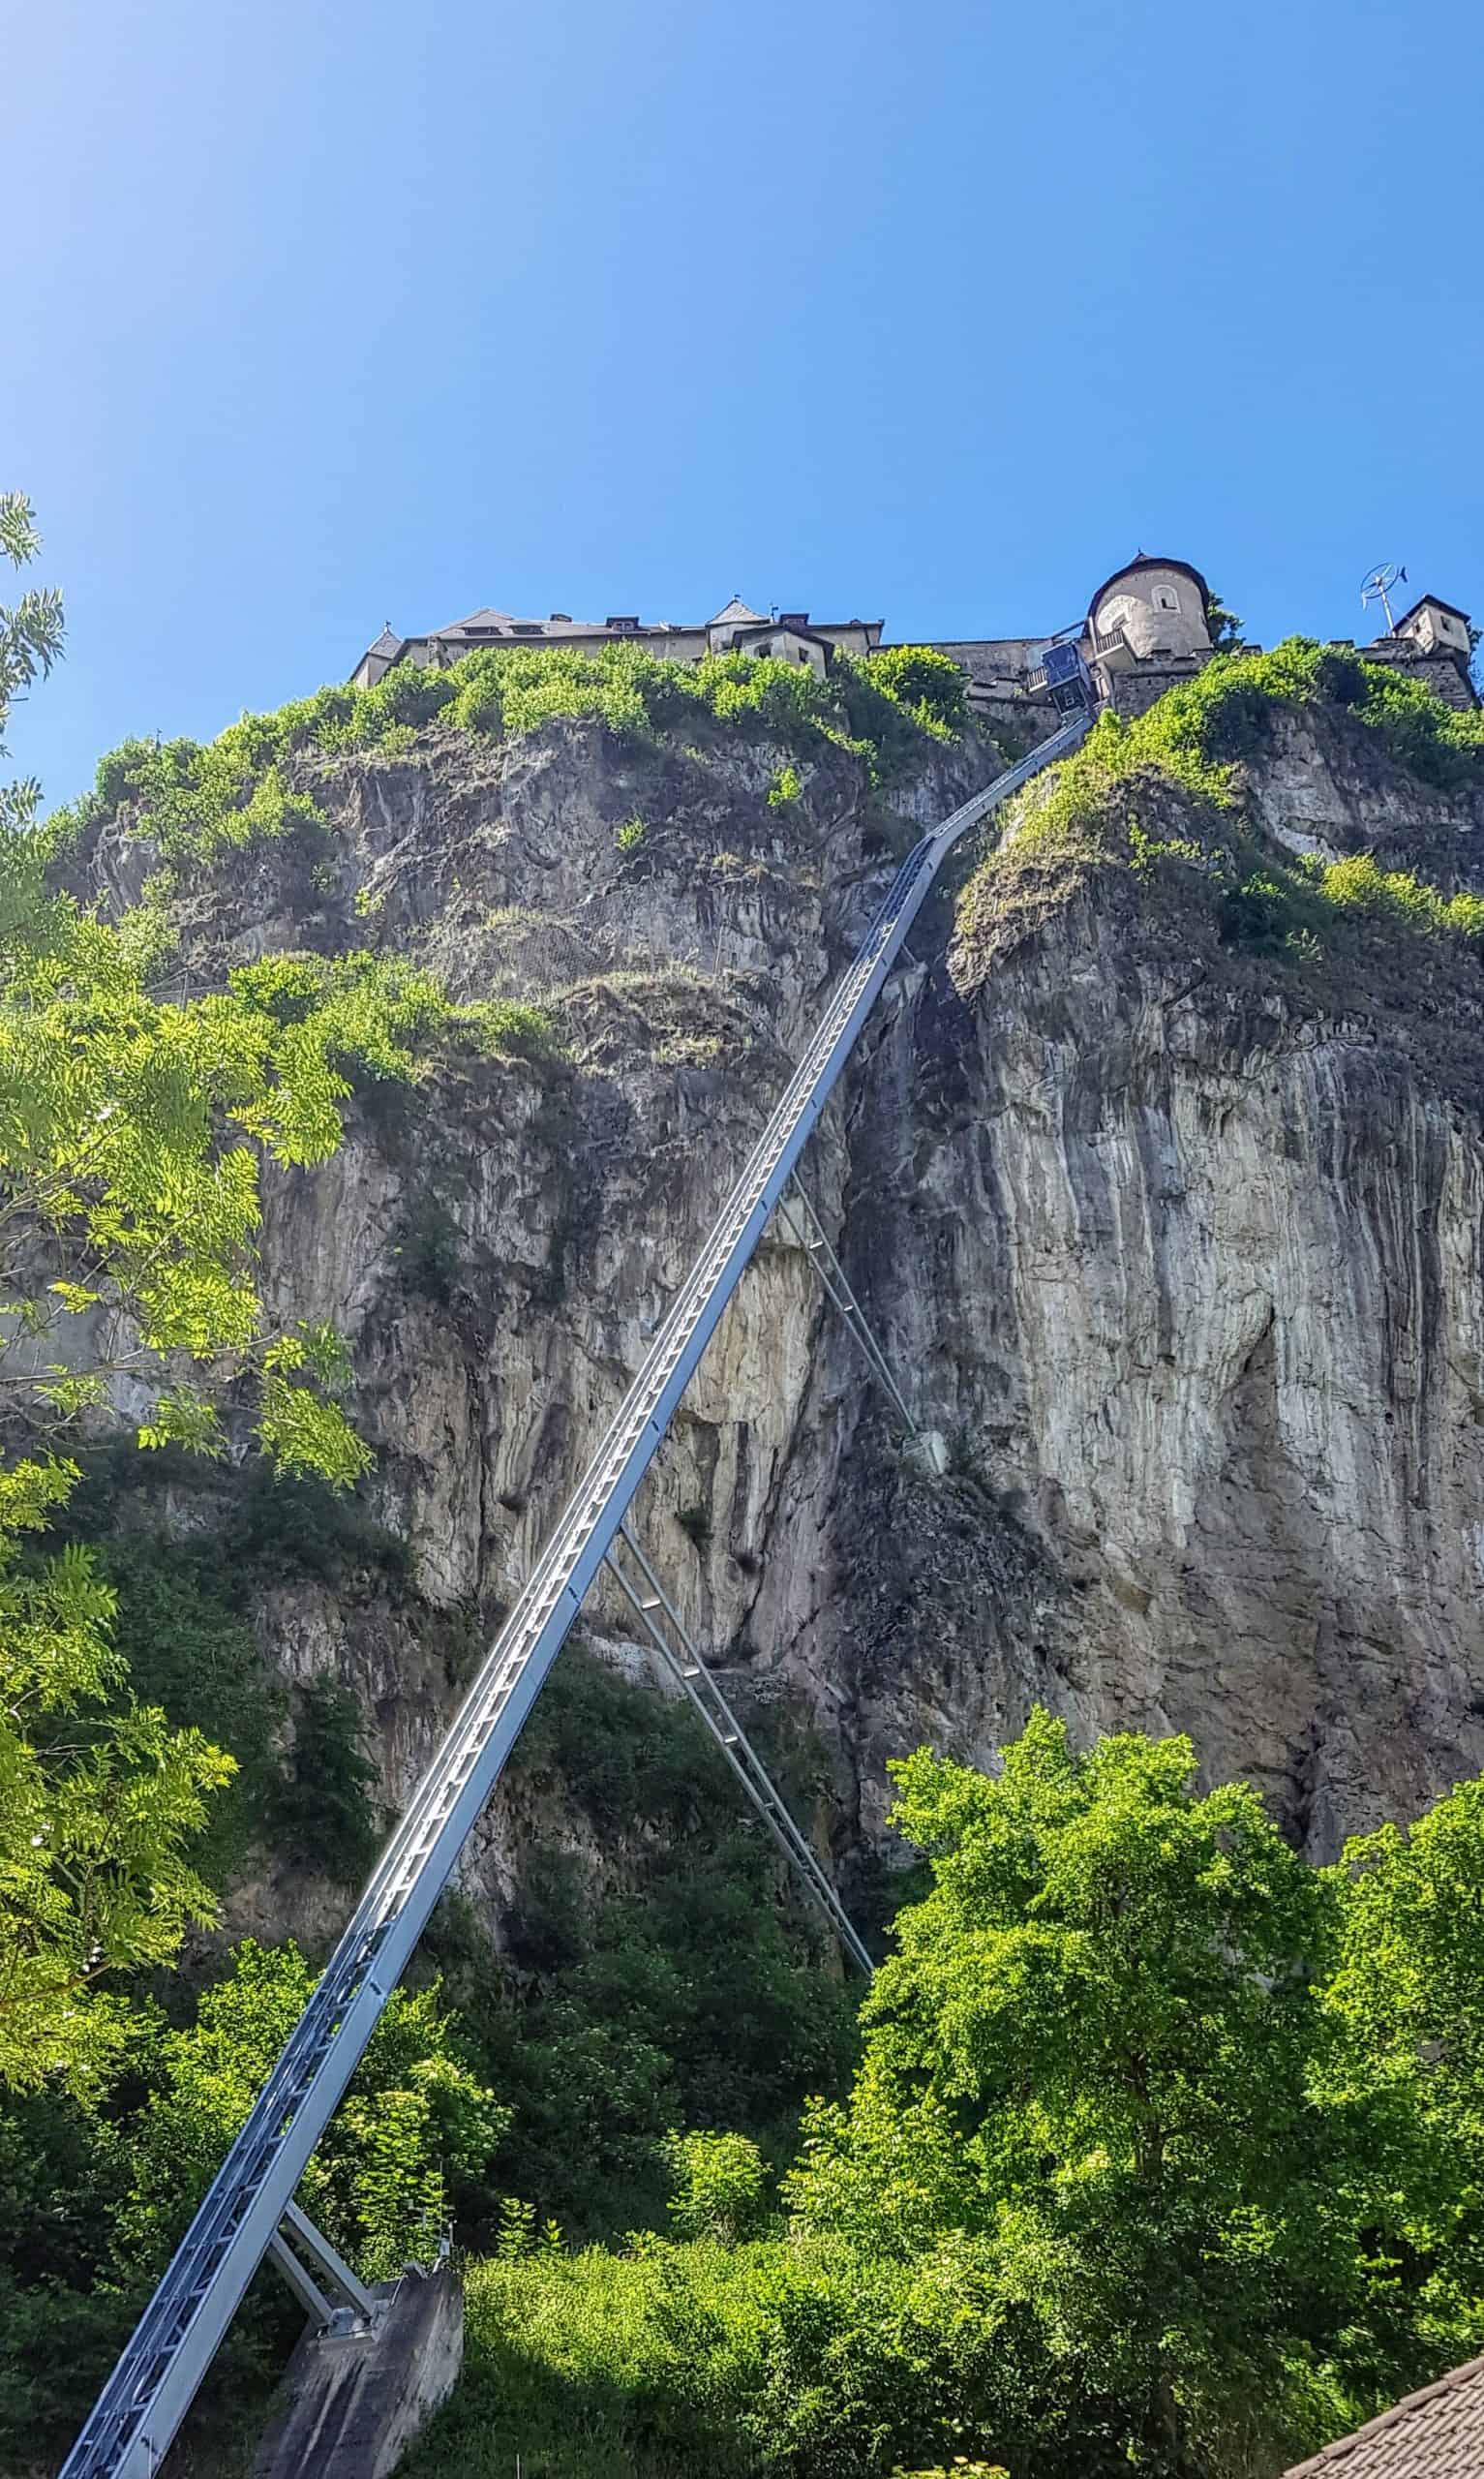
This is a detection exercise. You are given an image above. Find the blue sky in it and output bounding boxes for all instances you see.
[8,0,1482,804]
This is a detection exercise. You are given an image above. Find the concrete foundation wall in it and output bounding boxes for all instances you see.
[253,2263,464,2479]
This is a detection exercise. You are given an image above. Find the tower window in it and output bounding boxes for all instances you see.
[1153,586,1181,613]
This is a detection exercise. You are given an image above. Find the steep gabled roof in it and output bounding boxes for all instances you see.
[1282,2353,1484,2477]
[709,597,768,628]
[1392,591,1471,633]
[434,608,519,635]
[733,618,833,653]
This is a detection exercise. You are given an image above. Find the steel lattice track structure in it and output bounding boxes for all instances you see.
[60,709,1091,2479]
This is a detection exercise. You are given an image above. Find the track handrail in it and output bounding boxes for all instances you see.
[60,710,1090,2479]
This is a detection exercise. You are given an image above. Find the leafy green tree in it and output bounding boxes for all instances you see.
[1203,590,1246,652]
[0,501,459,2084]
[1318,1778,1484,2341]
[862,644,969,734]
[0,1455,233,2089]
[787,1714,1363,2474]
[119,1941,506,2281]
[664,2129,770,2244]
[0,491,64,840]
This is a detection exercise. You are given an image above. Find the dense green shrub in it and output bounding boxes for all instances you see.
[98,1540,288,1887]
[391,1183,465,1301]
[663,2130,769,2244]
[958,639,1484,990]
[427,1646,859,2239]
[271,1673,382,1880]
[55,641,972,868]
[1007,637,1484,840]
[862,644,969,735]
[401,2232,1040,2479]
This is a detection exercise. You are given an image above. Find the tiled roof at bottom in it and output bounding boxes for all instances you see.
[1283,2354,1484,2478]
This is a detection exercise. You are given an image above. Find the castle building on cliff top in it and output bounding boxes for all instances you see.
[351,557,1476,723]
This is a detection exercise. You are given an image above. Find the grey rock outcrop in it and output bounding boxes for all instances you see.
[85,697,1484,1935]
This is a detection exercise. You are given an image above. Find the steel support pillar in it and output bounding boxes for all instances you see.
[268,2199,380,2336]
[602,1523,872,1973]
[777,1178,918,1434]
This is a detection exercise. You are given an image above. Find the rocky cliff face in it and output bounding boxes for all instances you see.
[82,689,1484,1943]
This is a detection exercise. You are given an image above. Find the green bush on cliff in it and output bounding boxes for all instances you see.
[959,638,1484,980]
[1082,635,1484,800]
[989,636,1484,854]
[56,642,970,864]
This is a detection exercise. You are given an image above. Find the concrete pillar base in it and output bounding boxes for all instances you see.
[253,2260,463,2479]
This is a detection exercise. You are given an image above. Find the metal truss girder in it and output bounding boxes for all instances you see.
[777,1178,918,1435]
[603,1523,872,1974]
[269,2199,379,2331]
[60,709,1093,2479]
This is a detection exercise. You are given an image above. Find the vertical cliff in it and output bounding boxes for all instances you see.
[65,651,1484,1957]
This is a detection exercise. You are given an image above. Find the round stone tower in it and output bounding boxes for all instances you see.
[1087,553,1212,662]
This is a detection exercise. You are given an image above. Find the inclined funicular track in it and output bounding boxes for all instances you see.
[61,708,1091,2479]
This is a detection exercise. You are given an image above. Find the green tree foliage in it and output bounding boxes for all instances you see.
[119,1941,505,2281]
[58,639,971,871]
[0,490,65,839]
[787,1716,1350,2470]
[0,504,490,2084]
[408,1724,1484,2479]
[0,935,479,1475]
[270,1673,382,1881]
[1202,590,1245,652]
[0,1458,233,2090]
[860,644,970,734]
[0,1943,505,2463]
[1318,1780,1484,2332]
[664,2130,769,2244]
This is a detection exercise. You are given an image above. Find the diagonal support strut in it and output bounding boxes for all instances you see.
[603,1522,872,1974]
[267,2199,379,2335]
[777,1178,919,1435]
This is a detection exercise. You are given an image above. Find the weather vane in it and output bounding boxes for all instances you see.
[1360,560,1408,634]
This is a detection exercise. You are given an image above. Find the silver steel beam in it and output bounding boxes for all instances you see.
[275,2200,379,2326]
[777,1178,918,1435]
[265,2235,338,2335]
[603,1523,872,1973]
[60,709,1092,2479]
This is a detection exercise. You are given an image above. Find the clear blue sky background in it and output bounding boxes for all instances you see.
[8,0,1482,804]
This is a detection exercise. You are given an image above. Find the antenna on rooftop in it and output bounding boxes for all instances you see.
[1360,560,1408,634]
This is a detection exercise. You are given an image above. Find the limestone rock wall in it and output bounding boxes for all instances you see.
[89,698,1484,1935]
